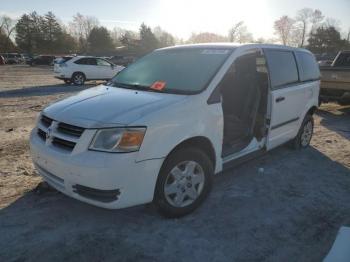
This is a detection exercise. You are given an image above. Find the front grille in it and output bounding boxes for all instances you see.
[73,184,120,203]
[41,115,53,128]
[37,128,46,141]
[37,115,85,153]
[52,137,76,151]
[57,122,84,137]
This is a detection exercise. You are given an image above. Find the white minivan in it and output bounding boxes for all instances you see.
[30,44,320,217]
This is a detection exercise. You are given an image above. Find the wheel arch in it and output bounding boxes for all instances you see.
[306,105,317,116]
[163,136,216,172]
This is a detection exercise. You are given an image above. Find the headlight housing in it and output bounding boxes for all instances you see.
[89,127,146,153]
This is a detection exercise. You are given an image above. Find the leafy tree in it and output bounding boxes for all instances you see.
[139,23,159,54]
[308,26,350,54]
[87,26,114,54]
[41,12,62,52]
[15,13,35,53]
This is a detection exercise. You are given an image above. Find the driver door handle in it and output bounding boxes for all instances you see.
[276,96,285,103]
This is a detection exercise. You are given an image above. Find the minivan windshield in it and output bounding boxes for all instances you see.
[110,47,233,94]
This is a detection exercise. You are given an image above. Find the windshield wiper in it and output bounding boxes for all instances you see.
[111,82,165,93]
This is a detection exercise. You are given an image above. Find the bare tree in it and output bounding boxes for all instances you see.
[295,8,313,47]
[310,9,324,33]
[228,21,253,43]
[0,15,16,50]
[274,16,295,45]
[228,21,243,42]
[69,13,99,52]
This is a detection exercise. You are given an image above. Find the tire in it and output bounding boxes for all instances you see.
[71,72,85,85]
[154,147,213,218]
[64,79,71,84]
[290,114,314,150]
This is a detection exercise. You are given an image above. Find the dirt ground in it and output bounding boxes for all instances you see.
[0,65,350,262]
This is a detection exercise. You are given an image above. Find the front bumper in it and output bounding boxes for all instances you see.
[30,129,164,209]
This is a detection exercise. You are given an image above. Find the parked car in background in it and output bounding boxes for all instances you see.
[320,50,350,105]
[108,55,135,66]
[54,56,124,85]
[0,53,21,64]
[0,55,5,65]
[29,55,56,66]
[318,60,333,67]
[30,44,319,217]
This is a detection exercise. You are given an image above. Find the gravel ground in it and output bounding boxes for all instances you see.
[0,65,349,262]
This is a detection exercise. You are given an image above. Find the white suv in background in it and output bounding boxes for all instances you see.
[54,56,124,85]
[30,44,320,217]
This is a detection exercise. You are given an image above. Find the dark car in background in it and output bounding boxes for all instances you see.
[29,55,56,66]
[0,53,23,64]
[0,55,5,65]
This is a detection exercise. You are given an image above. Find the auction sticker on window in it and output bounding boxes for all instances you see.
[151,81,166,91]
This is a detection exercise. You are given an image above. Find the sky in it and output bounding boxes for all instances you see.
[1,0,349,40]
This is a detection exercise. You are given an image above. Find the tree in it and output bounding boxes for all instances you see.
[139,23,159,54]
[41,12,63,53]
[188,32,227,43]
[69,13,99,52]
[295,8,313,47]
[228,21,243,42]
[308,26,350,54]
[228,21,253,43]
[310,9,324,33]
[274,16,295,45]
[15,13,36,53]
[87,26,114,54]
[153,26,175,47]
[0,15,16,51]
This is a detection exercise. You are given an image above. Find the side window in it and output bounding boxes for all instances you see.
[74,58,89,65]
[97,59,111,66]
[265,50,298,89]
[295,51,320,82]
[87,58,97,66]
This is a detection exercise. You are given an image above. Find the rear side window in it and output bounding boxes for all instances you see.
[295,52,320,81]
[75,58,97,65]
[265,50,298,88]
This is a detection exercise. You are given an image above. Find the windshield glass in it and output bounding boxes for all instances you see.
[110,47,233,94]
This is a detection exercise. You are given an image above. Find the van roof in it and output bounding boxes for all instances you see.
[158,43,312,54]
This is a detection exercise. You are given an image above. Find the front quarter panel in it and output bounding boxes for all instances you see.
[134,95,223,174]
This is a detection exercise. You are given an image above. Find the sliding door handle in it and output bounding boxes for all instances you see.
[276,96,285,103]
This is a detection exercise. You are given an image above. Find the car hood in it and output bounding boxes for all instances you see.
[43,85,187,128]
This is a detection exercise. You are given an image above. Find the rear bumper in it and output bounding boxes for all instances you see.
[30,129,164,209]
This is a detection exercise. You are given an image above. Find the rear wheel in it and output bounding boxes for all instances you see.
[290,114,314,149]
[154,147,213,218]
[72,72,85,85]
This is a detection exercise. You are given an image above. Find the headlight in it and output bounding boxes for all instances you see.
[89,128,146,153]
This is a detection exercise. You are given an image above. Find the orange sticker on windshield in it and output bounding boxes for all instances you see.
[151,81,166,91]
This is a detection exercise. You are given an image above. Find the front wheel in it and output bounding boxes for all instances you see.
[154,147,213,218]
[290,114,314,149]
[71,73,85,85]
